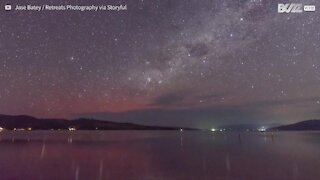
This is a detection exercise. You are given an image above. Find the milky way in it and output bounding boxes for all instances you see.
[1,0,320,128]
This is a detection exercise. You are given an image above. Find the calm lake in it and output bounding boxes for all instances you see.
[0,131,319,179]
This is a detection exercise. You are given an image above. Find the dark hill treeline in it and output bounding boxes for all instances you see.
[0,114,195,130]
[270,120,320,131]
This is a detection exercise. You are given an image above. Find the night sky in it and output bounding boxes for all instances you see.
[1,0,320,128]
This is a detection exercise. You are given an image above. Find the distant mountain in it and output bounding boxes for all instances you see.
[0,114,195,131]
[270,120,320,131]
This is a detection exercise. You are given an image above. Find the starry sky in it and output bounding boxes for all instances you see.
[1,0,320,128]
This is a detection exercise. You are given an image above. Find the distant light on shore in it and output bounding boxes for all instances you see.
[258,127,266,132]
[211,128,216,132]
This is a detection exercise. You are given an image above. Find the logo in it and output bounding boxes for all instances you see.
[278,3,315,13]
[304,5,316,12]
[278,3,303,13]
[5,4,12,11]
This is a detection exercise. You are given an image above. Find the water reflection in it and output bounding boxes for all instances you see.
[238,133,242,144]
[180,131,184,151]
[0,131,318,179]
[40,142,46,159]
[75,165,80,180]
[225,155,231,173]
[68,136,73,144]
[98,159,104,180]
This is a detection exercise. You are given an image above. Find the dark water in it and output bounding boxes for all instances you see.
[0,131,319,180]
